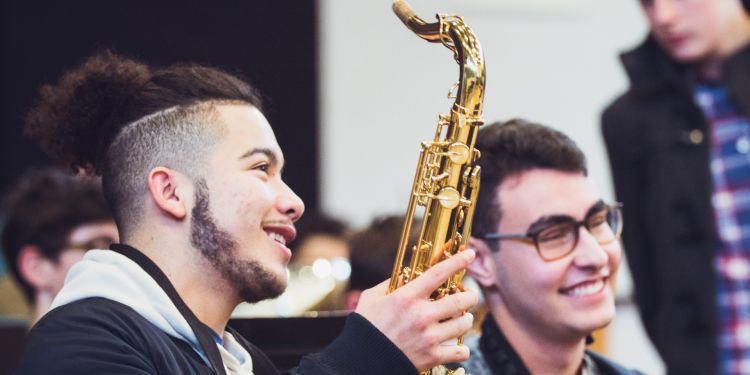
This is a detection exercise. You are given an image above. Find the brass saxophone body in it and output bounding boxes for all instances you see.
[388,2,485,373]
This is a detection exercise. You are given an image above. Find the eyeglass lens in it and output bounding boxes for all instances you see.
[536,206,622,260]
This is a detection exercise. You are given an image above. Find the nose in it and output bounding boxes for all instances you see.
[649,0,678,27]
[572,227,609,270]
[277,180,305,222]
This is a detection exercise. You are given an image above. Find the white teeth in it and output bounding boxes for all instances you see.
[266,231,286,245]
[566,279,604,297]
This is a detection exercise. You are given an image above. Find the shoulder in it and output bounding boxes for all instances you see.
[29,297,158,341]
[17,298,184,374]
[587,350,647,375]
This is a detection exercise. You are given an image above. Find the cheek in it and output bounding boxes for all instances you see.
[497,251,566,294]
[58,250,85,269]
[606,242,623,271]
[54,250,86,282]
[213,181,275,223]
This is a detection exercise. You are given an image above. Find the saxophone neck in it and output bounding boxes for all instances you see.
[392,1,485,117]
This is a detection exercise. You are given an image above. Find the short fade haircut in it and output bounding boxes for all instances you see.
[1,168,112,301]
[24,51,264,236]
[472,119,588,237]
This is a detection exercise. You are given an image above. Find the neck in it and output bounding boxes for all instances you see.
[32,291,55,325]
[490,302,586,375]
[697,11,750,80]
[126,231,239,334]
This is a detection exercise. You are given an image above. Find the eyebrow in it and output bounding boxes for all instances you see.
[526,199,606,233]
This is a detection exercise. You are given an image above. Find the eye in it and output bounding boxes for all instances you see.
[587,210,608,228]
[538,224,571,243]
[252,162,270,173]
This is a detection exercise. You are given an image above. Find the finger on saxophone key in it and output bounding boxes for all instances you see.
[407,249,476,297]
[438,312,474,345]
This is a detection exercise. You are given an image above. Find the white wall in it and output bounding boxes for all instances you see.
[320,0,662,373]
[320,0,646,226]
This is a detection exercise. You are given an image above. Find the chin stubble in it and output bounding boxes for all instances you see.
[189,179,285,303]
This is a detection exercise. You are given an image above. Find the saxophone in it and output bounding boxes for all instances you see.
[388,1,485,374]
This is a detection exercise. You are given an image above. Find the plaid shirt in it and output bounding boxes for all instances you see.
[695,81,750,375]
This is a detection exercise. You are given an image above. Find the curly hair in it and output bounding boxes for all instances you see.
[1,168,111,301]
[24,50,264,233]
[472,119,587,237]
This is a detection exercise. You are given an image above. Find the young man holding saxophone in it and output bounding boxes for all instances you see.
[462,119,641,375]
[14,51,477,375]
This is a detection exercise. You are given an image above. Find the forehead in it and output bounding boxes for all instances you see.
[67,220,118,244]
[496,169,600,230]
[642,0,722,17]
[212,104,283,162]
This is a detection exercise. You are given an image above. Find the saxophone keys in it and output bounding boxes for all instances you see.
[435,187,460,209]
[446,81,459,99]
[447,143,470,164]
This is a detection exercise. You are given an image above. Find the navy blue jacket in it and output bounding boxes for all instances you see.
[15,245,417,375]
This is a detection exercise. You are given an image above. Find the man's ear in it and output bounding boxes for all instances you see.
[467,236,498,289]
[17,245,55,292]
[147,167,189,220]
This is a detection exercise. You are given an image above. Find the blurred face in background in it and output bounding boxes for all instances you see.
[640,0,750,64]
[47,221,118,296]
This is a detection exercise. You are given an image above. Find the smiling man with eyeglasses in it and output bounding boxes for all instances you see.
[460,119,641,375]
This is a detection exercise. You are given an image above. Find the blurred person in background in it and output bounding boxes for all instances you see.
[291,211,349,267]
[463,120,640,374]
[602,0,750,373]
[290,212,350,311]
[1,167,117,325]
[345,214,417,310]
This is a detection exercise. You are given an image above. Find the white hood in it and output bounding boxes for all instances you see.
[51,249,253,373]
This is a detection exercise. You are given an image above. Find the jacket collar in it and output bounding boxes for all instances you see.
[620,35,691,96]
[110,244,229,375]
[621,35,750,98]
[478,316,532,375]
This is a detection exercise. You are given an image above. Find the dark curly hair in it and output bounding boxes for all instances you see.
[24,50,264,234]
[472,119,587,237]
[1,168,112,301]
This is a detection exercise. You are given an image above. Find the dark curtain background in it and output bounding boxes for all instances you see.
[0,0,320,211]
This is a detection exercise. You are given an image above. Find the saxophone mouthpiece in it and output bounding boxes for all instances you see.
[392,0,417,26]
[392,0,443,42]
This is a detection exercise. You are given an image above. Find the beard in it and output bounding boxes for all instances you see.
[189,179,285,303]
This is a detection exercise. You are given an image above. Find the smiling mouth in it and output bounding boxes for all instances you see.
[265,231,287,246]
[561,278,606,298]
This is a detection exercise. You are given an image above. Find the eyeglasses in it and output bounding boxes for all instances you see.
[481,203,623,262]
[65,235,117,252]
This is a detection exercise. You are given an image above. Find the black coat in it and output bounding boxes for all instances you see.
[602,37,750,375]
[15,245,417,375]
[461,317,644,375]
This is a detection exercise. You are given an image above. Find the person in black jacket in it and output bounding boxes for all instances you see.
[461,119,641,375]
[602,0,750,373]
[14,51,478,375]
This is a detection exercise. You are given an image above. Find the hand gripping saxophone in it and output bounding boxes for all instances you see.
[388,1,486,374]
